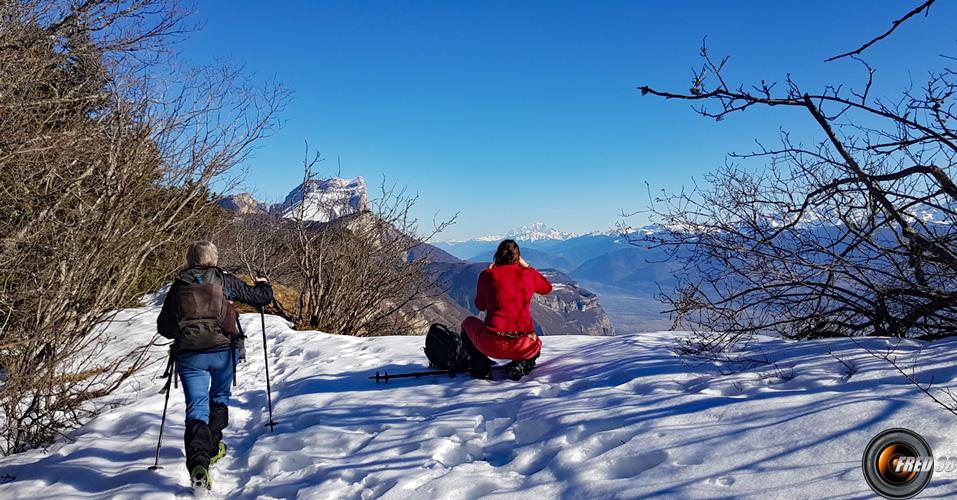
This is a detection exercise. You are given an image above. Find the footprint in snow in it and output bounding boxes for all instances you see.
[427,425,456,438]
[708,476,736,487]
[602,450,669,479]
[674,451,706,466]
[581,429,635,460]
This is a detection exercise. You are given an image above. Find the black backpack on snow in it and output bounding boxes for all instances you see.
[424,323,470,371]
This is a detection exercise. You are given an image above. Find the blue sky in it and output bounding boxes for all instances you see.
[180,1,956,241]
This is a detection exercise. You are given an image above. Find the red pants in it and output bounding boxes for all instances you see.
[461,316,542,361]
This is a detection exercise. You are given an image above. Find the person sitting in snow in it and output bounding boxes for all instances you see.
[461,239,552,380]
[157,240,273,488]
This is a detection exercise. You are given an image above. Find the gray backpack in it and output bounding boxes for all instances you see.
[172,267,238,351]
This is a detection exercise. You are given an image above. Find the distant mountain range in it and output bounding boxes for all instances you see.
[440,222,619,257]
[435,223,656,274]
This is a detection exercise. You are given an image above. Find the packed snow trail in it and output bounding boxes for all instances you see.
[1,301,957,499]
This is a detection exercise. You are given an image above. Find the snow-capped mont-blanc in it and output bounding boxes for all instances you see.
[504,222,576,242]
[444,223,576,245]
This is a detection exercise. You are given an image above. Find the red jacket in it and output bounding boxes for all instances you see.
[475,264,552,333]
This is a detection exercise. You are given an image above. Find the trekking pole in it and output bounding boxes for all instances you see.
[149,352,175,471]
[260,305,277,431]
[232,316,243,387]
[231,345,238,387]
[369,369,456,383]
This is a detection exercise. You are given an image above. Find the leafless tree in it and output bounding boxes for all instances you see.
[634,0,957,415]
[0,0,285,454]
[219,213,298,284]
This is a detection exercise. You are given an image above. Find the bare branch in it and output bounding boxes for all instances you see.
[825,0,936,62]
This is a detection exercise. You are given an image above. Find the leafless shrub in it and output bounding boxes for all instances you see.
[828,350,858,383]
[0,0,285,454]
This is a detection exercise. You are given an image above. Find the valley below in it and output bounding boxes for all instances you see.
[575,281,675,333]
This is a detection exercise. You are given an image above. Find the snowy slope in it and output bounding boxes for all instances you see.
[2,302,957,499]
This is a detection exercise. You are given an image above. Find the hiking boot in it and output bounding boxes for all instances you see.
[209,442,227,467]
[503,361,526,381]
[190,465,211,491]
[521,356,538,374]
[503,355,538,381]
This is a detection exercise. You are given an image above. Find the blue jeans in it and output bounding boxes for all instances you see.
[176,349,237,423]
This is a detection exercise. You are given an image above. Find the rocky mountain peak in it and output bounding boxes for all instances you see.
[218,177,369,223]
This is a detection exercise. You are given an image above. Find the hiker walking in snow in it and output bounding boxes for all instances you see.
[157,240,273,489]
[461,239,552,380]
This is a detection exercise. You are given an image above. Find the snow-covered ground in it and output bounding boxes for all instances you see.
[2,301,957,499]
